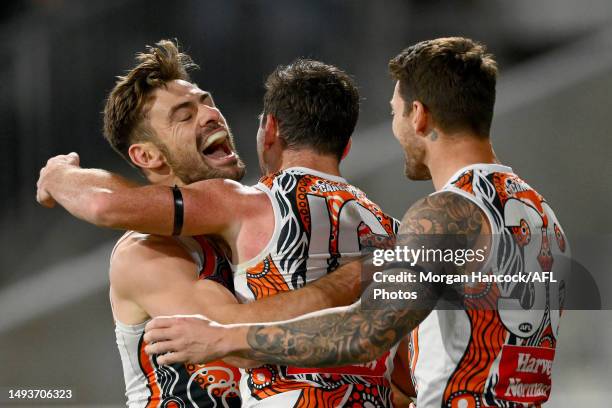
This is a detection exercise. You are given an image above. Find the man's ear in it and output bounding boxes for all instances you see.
[411,100,430,137]
[263,113,280,150]
[128,143,166,170]
[341,138,352,161]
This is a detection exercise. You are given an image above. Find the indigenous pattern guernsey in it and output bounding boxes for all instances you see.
[233,167,400,408]
[112,232,241,408]
[408,164,568,408]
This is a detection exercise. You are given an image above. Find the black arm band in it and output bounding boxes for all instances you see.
[172,185,184,236]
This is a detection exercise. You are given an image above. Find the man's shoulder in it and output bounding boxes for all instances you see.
[112,232,187,261]
[400,191,491,236]
[110,233,198,283]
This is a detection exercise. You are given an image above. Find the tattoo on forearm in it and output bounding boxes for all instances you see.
[245,192,486,367]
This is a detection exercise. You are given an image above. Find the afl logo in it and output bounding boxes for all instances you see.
[519,322,533,333]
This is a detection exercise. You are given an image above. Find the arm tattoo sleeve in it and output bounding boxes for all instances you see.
[243,192,488,367]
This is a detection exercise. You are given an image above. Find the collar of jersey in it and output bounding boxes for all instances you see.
[442,162,514,190]
[283,166,347,183]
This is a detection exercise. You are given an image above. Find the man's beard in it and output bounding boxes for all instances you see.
[159,143,246,185]
[173,159,246,185]
[404,152,431,181]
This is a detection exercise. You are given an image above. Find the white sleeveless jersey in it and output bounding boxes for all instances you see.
[111,232,241,408]
[232,167,401,408]
[409,164,568,408]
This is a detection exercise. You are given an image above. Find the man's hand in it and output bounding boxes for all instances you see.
[143,315,245,366]
[36,152,81,208]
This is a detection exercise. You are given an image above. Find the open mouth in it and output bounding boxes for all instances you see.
[201,129,236,163]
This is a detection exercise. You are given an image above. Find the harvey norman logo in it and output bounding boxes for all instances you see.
[495,345,555,403]
[516,352,553,376]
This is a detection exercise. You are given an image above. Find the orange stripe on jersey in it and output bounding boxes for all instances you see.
[247,256,290,299]
[443,283,503,400]
[443,284,506,404]
[138,338,162,407]
[259,173,276,189]
[454,170,474,194]
[248,366,311,399]
[297,385,350,407]
[446,311,505,395]
[493,173,548,225]
[409,328,419,391]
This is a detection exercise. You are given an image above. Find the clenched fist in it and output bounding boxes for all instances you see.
[36,152,80,207]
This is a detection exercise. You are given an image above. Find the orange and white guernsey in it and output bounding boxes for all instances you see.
[409,163,568,408]
[233,167,401,408]
[112,232,241,408]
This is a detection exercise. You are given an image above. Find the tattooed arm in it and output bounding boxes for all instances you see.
[144,192,490,366]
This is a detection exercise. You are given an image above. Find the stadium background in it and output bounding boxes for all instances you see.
[0,0,611,406]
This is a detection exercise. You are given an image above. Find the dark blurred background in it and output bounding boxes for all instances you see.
[1,0,611,406]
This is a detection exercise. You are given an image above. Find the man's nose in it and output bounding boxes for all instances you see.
[197,104,221,127]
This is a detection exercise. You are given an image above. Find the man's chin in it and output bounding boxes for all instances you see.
[215,159,247,181]
[404,163,431,181]
[226,164,246,182]
[203,155,247,182]
[176,163,245,185]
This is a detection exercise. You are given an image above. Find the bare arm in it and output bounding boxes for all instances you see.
[113,238,362,325]
[210,260,362,324]
[111,235,259,369]
[144,192,489,366]
[36,153,249,236]
[115,237,363,366]
[110,236,238,321]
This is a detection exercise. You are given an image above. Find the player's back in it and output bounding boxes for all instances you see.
[233,167,400,407]
[410,163,568,407]
[110,232,241,408]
